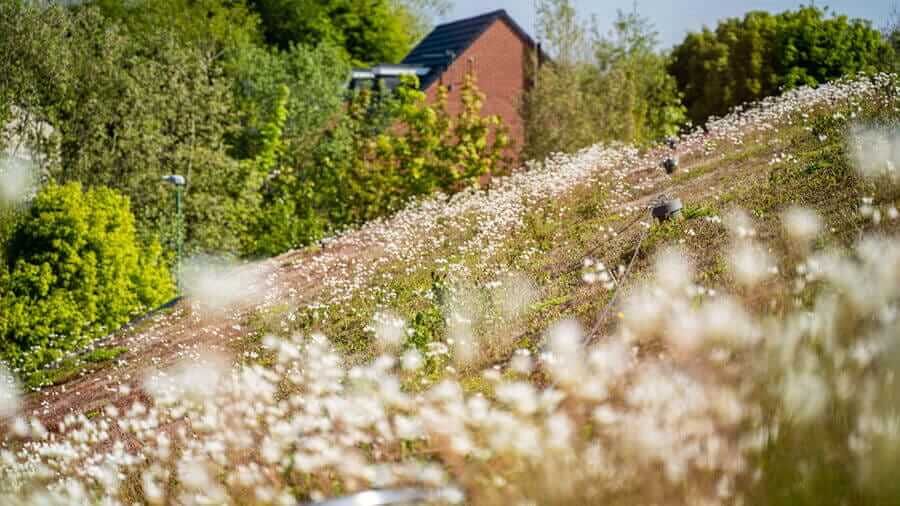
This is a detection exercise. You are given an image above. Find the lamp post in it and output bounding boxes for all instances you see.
[161,175,186,291]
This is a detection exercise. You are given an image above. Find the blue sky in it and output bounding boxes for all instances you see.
[440,1,895,49]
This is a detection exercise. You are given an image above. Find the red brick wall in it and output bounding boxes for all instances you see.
[424,19,531,158]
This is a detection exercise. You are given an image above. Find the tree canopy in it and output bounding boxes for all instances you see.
[669,6,894,124]
[248,0,417,66]
[88,0,263,61]
[522,1,685,160]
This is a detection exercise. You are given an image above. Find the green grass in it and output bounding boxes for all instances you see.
[26,346,128,390]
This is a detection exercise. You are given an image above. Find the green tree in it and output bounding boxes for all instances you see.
[521,63,598,160]
[590,8,686,143]
[363,74,510,215]
[0,2,262,255]
[87,0,263,62]
[396,0,451,42]
[225,42,350,161]
[248,0,418,66]
[0,183,173,375]
[670,6,894,124]
[522,2,685,160]
[884,5,900,71]
[535,0,590,65]
[248,75,509,257]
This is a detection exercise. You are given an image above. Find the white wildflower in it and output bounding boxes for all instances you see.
[782,370,828,423]
[729,241,775,287]
[782,206,822,245]
[0,156,36,205]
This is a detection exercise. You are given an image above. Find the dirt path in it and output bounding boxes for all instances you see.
[21,237,376,427]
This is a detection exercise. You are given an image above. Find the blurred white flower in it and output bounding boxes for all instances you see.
[850,126,900,180]
[368,311,407,351]
[0,156,36,205]
[401,349,423,371]
[545,412,574,450]
[654,247,693,294]
[144,353,228,404]
[621,287,666,341]
[700,297,757,347]
[724,209,757,239]
[494,273,538,319]
[782,207,822,245]
[729,241,775,287]
[177,459,212,491]
[782,370,828,423]
[544,319,588,387]
[510,349,533,375]
[181,256,267,313]
[0,365,19,420]
[496,382,539,415]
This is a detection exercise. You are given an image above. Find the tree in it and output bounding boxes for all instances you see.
[522,1,685,161]
[395,0,451,42]
[364,74,510,213]
[0,2,263,255]
[87,0,263,62]
[883,4,900,71]
[535,0,591,65]
[248,0,420,66]
[670,6,894,124]
[225,42,350,162]
[0,183,173,375]
[590,8,686,143]
[248,75,510,257]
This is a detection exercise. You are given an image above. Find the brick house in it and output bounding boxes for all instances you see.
[350,10,544,155]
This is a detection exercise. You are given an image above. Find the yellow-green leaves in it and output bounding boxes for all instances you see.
[0,183,174,379]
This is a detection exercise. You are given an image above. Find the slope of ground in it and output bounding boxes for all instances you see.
[4,74,900,505]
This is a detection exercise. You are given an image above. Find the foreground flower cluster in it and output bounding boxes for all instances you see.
[1,74,899,504]
[2,219,899,505]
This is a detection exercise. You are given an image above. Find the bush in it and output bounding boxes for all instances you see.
[0,183,174,375]
[359,74,510,218]
[248,75,511,256]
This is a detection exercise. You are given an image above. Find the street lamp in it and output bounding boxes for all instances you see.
[161,175,186,291]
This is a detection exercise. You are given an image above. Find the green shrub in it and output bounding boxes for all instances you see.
[360,74,510,217]
[249,75,511,257]
[0,183,174,375]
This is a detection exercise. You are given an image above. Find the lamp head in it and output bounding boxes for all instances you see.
[161,175,186,186]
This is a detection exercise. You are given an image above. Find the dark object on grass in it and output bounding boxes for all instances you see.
[651,197,683,221]
[665,137,678,150]
[662,157,678,175]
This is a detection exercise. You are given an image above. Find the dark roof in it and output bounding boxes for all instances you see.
[401,9,541,89]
